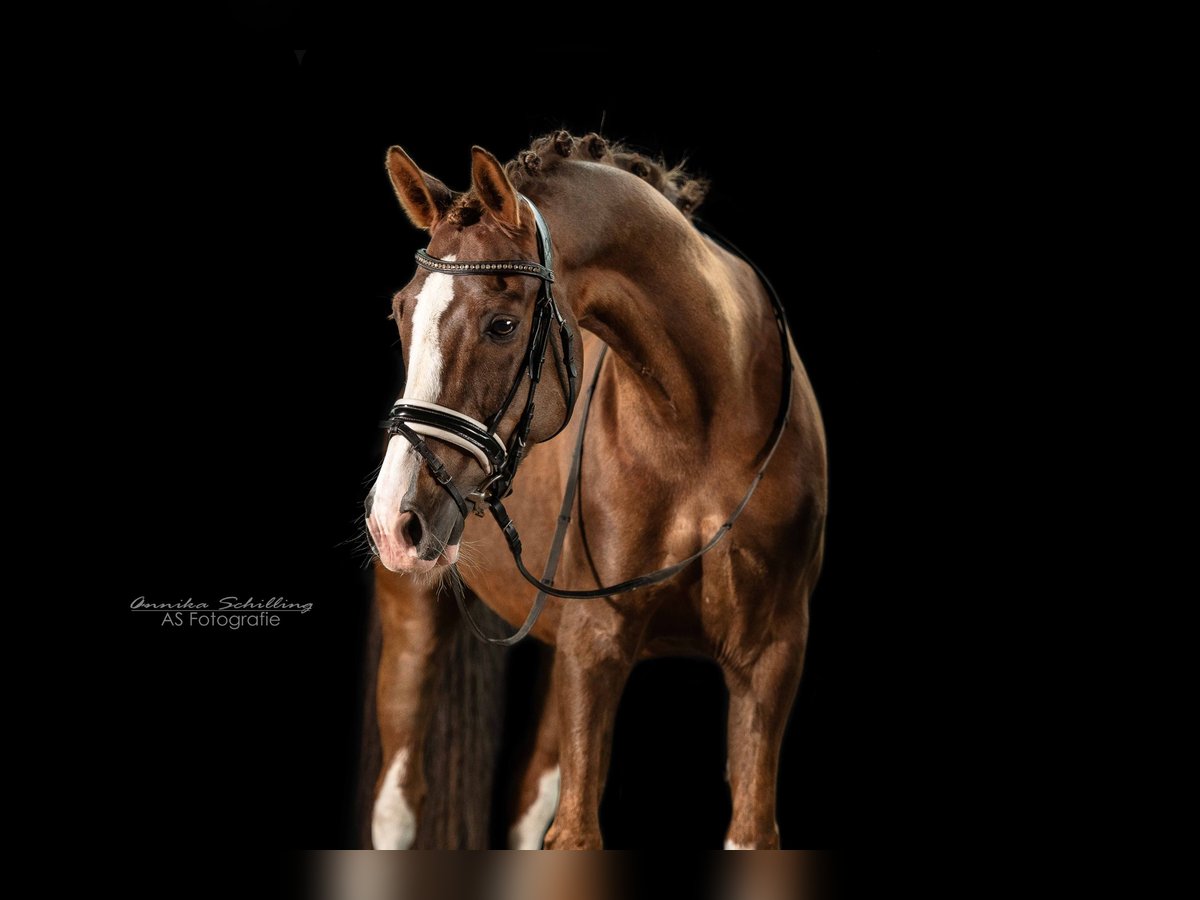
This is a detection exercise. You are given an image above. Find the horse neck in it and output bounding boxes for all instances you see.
[534,167,768,439]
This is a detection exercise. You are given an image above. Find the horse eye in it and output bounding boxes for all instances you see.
[488,317,518,338]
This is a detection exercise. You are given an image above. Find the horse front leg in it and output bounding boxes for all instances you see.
[543,602,649,850]
[370,565,455,849]
[507,647,561,849]
[721,623,808,849]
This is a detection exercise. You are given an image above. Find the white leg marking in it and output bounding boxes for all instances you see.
[724,822,780,850]
[372,749,416,850]
[508,766,561,850]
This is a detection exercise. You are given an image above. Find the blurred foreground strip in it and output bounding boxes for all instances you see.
[315,850,832,900]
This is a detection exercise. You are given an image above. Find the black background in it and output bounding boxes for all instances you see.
[93,46,937,848]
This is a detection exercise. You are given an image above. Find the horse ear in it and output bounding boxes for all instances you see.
[471,146,521,229]
[386,146,452,230]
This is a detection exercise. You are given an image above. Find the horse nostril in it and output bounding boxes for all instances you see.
[364,491,374,518]
[404,513,424,549]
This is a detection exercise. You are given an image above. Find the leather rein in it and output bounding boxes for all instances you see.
[382,196,793,645]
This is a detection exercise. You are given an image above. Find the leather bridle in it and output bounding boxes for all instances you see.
[382,197,794,645]
[384,196,578,521]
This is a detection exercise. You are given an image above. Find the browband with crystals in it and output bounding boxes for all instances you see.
[415,249,554,283]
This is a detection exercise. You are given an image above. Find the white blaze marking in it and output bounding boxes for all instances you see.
[404,255,456,403]
[508,766,560,850]
[372,749,416,850]
[371,256,457,521]
[372,434,416,541]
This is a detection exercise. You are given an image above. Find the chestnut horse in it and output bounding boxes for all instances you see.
[364,132,826,849]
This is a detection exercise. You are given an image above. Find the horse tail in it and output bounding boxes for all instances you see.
[357,584,509,848]
[356,596,383,848]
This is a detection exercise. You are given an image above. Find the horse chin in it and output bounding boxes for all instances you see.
[375,543,459,575]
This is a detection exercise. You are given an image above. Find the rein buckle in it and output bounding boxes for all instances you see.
[465,474,504,515]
